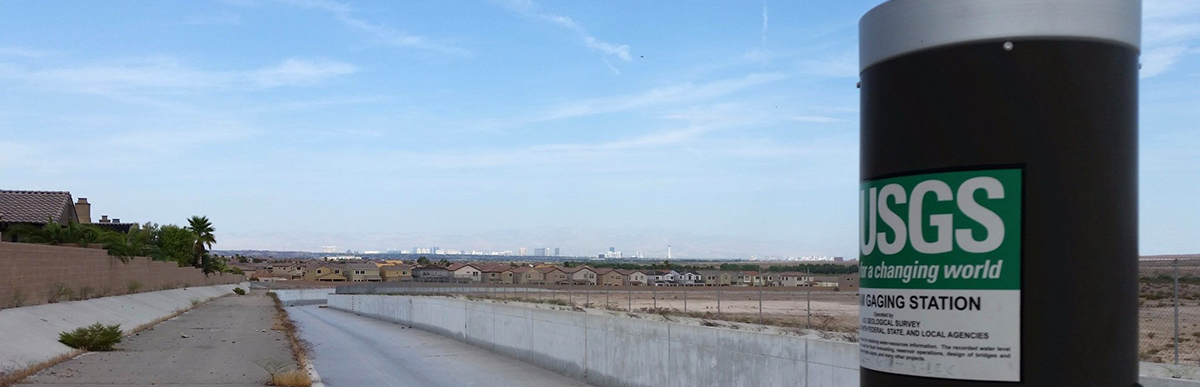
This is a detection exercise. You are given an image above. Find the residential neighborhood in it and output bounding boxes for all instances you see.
[231,259,858,290]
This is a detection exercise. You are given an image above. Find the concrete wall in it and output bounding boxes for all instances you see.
[0,282,246,368]
[330,294,856,387]
[0,242,243,309]
[329,294,1200,387]
[272,288,335,306]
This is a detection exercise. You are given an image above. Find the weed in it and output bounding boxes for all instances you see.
[46,284,74,304]
[127,280,143,294]
[77,287,94,301]
[233,287,246,296]
[190,299,203,307]
[8,289,26,308]
[58,323,122,351]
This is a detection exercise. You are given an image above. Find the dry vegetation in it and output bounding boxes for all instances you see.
[267,293,313,387]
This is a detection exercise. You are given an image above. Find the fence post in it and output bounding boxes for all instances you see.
[653,288,657,309]
[759,281,764,325]
[1176,258,1181,365]
[586,289,590,306]
[606,289,610,309]
[684,290,688,313]
[628,289,632,311]
[806,269,812,329]
[717,286,721,316]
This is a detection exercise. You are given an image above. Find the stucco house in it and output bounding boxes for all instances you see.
[622,269,648,286]
[380,264,414,282]
[513,266,545,284]
[304,262,347,282]
[698,270,734,286]
[538,266,569,285]
[413,265,452,282]
[779,272,813,286]
[597,268,625,286]
[448,263,483,283]
[678,271,702,285]
[564,266,598,285]
[478,263,515,284]
[346,262,383,282]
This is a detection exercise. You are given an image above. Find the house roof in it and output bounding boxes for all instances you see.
[536,266,564,274]
[0,190,76,224]
[593,267,614,275]
[616,269,643,275]
[561,266,594,274]
[511,266,538,273]
[346,262,379,270]
[446,262,480,271]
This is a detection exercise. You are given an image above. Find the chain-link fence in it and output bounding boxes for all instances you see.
[1139,257,1200,364]
[335,283,860,336]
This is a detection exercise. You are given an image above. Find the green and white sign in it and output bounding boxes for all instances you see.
[858,168,1022,382]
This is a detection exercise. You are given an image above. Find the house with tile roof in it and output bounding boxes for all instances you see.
[477,263,514,284]
[537,266,569,285]
[0,190,138,241]
[303,262,347,282]
[512,266,545,285]
[447,262,482,283]
[380,264,414,282]
[346,262,383,282]
[596,268,625,286]
[562,266,597,285]
[620,269,648,286]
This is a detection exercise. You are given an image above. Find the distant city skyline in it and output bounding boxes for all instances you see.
[2,1,1197,258]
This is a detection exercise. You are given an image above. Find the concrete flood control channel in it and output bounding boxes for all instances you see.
[288,304,590,387]
[10,293,296,387]
[309,293,1200,387]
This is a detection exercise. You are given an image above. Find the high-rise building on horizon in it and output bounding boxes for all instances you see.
[534,248,548,256]
[518,247,527,256]
[554,247,560,257]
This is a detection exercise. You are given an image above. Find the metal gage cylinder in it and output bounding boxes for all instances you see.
[857,0,1140,385]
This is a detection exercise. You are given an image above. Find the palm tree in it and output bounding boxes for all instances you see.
[8,217,102,247]
[187,216,216,273]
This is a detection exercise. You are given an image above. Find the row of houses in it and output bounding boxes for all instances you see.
[239,260,857,290]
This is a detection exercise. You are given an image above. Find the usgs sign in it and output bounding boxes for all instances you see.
[858,168,1022,381]
[860,169,1018,257]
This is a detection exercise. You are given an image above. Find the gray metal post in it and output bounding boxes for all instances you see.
[653,288,657,309]
[717,287,721,315]
[628,289,632,311]
[758,282,763,325]
[1176,258,1181,365]
[806,269,812,329]
[586,290,590,307]
[858,0,1140,384]
[684,290,688,313]
[606,289,610,309]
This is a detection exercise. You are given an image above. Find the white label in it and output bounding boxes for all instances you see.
[858,288,1020,381]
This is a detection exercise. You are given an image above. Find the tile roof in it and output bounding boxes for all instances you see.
[346,262,378,270]
[0,190,75,224]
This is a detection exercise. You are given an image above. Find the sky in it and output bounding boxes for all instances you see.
[0,0,1197,258]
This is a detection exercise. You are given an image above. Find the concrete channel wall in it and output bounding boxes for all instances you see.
[328,294,1200,387]
[329,294,857,387]
[0,282,246,369]
[271,288,334,306]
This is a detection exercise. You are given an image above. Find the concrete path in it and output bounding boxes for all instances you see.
[16,293,294,386]
[289,305,593,387]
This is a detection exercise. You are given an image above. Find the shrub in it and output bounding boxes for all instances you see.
[77,286,95,301]
[127,280,143,294]
[233,287,247,296]
[8,288,26,308]
[47,283,74,303]
[58,323,122,351]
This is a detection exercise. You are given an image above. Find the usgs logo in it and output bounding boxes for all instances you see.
[861,171,1018,256]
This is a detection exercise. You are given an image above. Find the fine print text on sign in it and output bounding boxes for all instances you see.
[858,168,1022,382]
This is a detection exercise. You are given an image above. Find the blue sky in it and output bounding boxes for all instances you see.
[1,0,1197,258]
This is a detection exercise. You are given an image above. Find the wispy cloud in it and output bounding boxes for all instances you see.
[493,0,631,62]
[761,4,770,50]
[251,58,357,87]
[534,72,789,122]
[274,0,470,56]
[0,57,357,93]
[177,12,242,26]
[1142,0,1200,78]
[0,46,54,58]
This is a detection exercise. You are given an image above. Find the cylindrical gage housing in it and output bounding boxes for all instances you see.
[857,0,1140,386]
